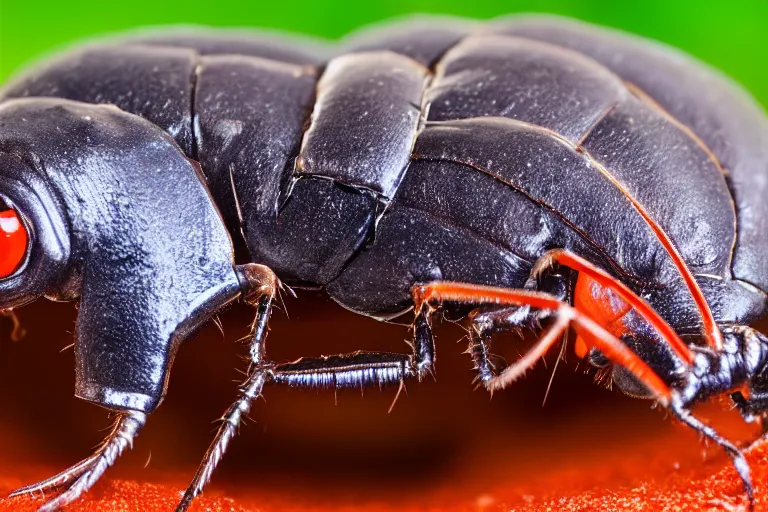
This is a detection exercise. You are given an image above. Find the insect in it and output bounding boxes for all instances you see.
[1,13,767,512]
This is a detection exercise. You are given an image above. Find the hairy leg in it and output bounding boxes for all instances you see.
[9,411,146,512]
[176,287,437,511]
[416,279,753,510]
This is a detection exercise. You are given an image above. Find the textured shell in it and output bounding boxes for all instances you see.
[1,15,767,329]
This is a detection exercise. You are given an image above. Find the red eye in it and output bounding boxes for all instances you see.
[0,209,28,277]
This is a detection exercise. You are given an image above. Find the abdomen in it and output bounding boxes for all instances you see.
[2,16,766,326]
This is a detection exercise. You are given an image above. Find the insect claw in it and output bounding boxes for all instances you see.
[9,412,145,511]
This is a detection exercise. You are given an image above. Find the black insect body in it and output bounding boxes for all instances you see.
[0,15,767,511]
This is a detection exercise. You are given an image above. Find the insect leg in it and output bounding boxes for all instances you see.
[466,265,570,387]
[176,300,435,512]
[272,304,435,388]
[416,281,755,507]
[413,281,672,402]
[468,306,546,386]
[468,311,498,385]
[176,264,278,512]
[669,395,754,511]
[531,249,694,365]
[8,411,145,512]
[467,306,557,390]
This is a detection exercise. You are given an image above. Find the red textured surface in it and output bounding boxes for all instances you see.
[0,479,250,512]
[0,442,764,512]
[1,298,767,512]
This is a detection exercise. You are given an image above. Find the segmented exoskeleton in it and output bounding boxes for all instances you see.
[1,14,767,511]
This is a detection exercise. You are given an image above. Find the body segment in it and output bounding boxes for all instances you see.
[4,16,763,323]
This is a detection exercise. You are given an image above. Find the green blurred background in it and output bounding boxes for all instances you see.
[1,0,767,107]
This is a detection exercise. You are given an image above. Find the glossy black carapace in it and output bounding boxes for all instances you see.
[1,15,767,512]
